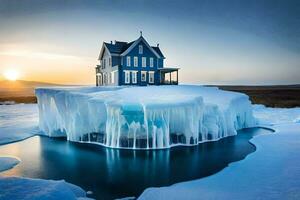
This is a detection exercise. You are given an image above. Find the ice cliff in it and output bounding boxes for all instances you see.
[35,85,255,149]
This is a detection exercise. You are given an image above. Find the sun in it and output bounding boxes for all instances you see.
[3,69,20,81]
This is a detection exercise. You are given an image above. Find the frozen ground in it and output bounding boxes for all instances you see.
[139,106,300,200]
[0,177,92,200]
[0,157,19,172]
[1,87,300,199]
[0,104,35,173]
[253,104,300,125]
[36,85,255,149]
[0,104,93,199]
[0,104,39,145]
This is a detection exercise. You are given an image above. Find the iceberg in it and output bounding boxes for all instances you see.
[35,85,255,149]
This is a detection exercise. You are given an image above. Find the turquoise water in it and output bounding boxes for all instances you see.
[0,128,271,200]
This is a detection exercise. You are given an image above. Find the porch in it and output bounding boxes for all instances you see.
[158,67,179,85]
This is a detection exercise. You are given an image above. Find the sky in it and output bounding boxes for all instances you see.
[0,0,299,85]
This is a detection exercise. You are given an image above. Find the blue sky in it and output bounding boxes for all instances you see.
[0,0,299,84]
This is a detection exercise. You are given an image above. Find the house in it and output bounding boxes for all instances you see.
[95,33,179,86]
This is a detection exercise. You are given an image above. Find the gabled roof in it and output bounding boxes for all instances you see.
[120,36,161,58]
[104,41,133,54]
[98,36,164,60]
[152,46,165,58]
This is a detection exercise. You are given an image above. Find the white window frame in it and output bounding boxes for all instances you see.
[103,73,107,85]
[139,45,143,54]
[150,57,154,67]
[134,56,138,67]
[127,56,131,67]
[141,71,147,82]
[124,71,130,84]
[149,71,155,83]
[109,57,112,67]
[142,57,146,67]
[103,59,106,68]
[132,71,137,84]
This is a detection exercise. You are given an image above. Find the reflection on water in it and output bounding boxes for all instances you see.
[0,128,272,200]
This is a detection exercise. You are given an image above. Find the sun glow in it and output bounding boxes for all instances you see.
[3,69,20,81]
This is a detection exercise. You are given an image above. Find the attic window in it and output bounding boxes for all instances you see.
[139,45,143,54]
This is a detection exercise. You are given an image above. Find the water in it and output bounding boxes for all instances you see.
[0,128,272,200]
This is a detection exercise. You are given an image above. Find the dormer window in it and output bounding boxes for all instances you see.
[139,45,143,54]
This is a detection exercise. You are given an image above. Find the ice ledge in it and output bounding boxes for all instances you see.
[35,85,256,149]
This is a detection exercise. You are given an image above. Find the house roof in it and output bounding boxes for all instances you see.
[99,36,164,60]
[104,41,134,54]
[152,46,165,58]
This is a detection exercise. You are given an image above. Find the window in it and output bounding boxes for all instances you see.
[149,72,154,83]
[139,45,143,54]
[102,59,106,69]
[141,71,147,82]
[127,56,131,67]
[109,57,112,67]
[96,74,102,86]
[134,57,138,67]
[132,71,137,84]
[125,71,130,83]
[142,57,146,67]
[150,57,154,67]
[103,73,107,85]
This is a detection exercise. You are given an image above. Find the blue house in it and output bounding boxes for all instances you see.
[96,33,179,86]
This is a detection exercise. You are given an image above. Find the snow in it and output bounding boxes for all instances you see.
[35,85,255,149]
[253,104,300,125]
[0,177,93,200]
[0,156,19,172]
[0,104,39,145]
[138,107,300,200]
[1,87,300,199]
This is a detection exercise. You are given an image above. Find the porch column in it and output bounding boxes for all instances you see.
[176,70,178,84]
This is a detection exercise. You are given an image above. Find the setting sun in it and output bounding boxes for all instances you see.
[3,69,20,81]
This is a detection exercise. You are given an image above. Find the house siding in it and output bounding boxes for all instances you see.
[111,56,120,67]
[119,40,163,85]
[99,48,119,86]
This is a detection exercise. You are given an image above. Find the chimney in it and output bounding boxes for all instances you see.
[110,41,113,44]
[157,43,159,47]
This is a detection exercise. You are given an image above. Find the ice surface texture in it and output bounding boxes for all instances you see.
[36,85,255,149]
[138,110,300,200]
[0,177,92,200]
[0,157,19,172]
[0,104,39,145]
